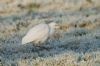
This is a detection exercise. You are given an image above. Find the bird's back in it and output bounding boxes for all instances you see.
[22,23,50,44]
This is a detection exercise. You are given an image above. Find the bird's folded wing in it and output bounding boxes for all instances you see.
[22,24,49,44]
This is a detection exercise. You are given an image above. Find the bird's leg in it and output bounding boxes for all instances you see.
[31,41,41,52]
[34,41,45,50]
[42,41,53,50]
[32,41,52,51]
[31,44,38,52]
[32,41,40,48]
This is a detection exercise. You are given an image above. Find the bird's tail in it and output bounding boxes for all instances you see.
[22,36,29,45]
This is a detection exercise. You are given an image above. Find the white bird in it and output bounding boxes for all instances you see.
[22,22,60,45]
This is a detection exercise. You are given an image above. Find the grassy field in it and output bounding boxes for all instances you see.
[0,0,100,66]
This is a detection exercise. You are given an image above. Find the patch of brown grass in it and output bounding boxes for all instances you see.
[18,3,41,11]
[59,23,71,31]
[58,20,100,33]
[78,21,100,29]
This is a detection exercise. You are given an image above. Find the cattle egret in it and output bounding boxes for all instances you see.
[22,22,60,45]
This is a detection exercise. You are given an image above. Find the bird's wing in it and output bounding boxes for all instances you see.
[22,24,49,44]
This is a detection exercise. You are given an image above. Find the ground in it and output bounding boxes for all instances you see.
[0,0,100,66]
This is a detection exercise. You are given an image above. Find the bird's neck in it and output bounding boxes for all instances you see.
[49,27,55,37]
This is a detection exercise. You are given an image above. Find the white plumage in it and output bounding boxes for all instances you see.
[22,22,59,45]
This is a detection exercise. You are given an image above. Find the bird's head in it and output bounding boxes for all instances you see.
[48,22,60,29]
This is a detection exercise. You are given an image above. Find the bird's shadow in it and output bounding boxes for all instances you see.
[0,10,100,62]
[0,37,100,61]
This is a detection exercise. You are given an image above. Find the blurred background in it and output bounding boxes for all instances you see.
[0,0,100,66]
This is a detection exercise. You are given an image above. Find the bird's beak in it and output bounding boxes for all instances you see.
[55,24,61,29]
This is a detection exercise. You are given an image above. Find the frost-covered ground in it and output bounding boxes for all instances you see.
[0,0,100,66]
